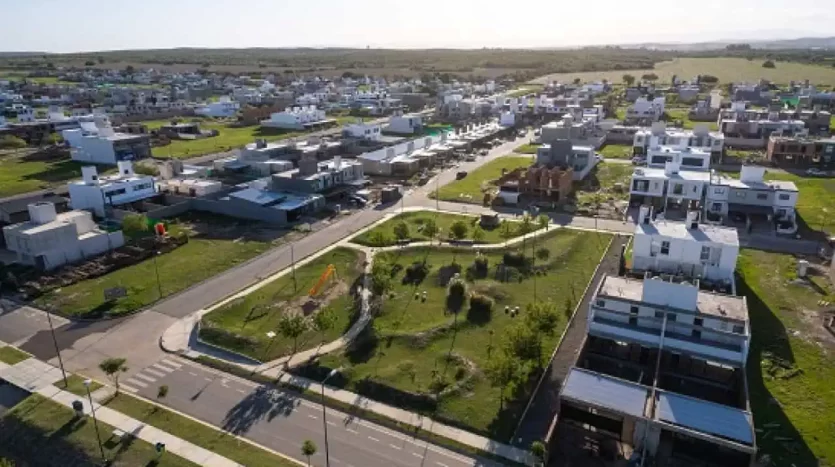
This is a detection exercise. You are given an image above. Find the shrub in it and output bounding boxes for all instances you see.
[446,277,467,313]
[0,135,27,149]
[467,292,494,324]
[503,251,529,269]
[762,60,776,68]
[699,74,719,84]
[535,247,551,261]
[403,261,428,285]
[471,255,489,278]
[449,220,468,240]
[497,265,521,283]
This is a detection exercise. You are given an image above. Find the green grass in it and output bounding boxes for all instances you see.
[352,211,538,246]
[200,247,366,361]
[597,144,633,160]
[0,346,31,365]
[0,152,87,197]
[56,374,103,398]
[574,162,634,208]
[320,229,611,439]
[34,216,273,317]
[507,85,543,98]
[532,57,835,85]
[103,393,299,467]
[0,394,198,466]
[738,250,835,466]
[146,119,309,160]
[432,155,532,204]
[663,108,719,131]
[514,143,540,154]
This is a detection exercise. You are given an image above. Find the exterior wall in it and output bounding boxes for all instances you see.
[631,177,667,198]
[68,177,156,216]
[71,137,116,164]
[666,179,706,202]
[727,187,774,207]
[632,233,737,281]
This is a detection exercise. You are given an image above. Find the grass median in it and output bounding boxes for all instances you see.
[0,346,31,365]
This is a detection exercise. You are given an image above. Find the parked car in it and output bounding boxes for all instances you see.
[456,171,468,179]
[464,154,476,161]
[806,168,826,176]
[631,156,646,165]
[479,149,489,156]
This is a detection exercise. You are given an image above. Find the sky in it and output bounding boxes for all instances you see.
[2,0,834,53]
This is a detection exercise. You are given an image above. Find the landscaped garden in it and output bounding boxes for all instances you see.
[305,228,611,440]
[352,211,545,247]
[737,249,835,466]
[432,155,533,204]
[199,247,366,362]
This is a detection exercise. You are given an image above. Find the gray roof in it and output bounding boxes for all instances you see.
[561,368,649,418]
[656,390,754,445]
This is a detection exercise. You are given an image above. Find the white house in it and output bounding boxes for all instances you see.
[385,114,423,134]
[633,207,739,282]
[260,106,327,130]
[629,162,712,212]
[68,162,157,217]
[2,202,124,270]
[343,122,382,140]
[499,111,516,127]
[66,120,152,165]
[625,96,666,123]
[195,97,240,118]
[634,123,724,157]
[705,166,799,232]
[646,146,712,171]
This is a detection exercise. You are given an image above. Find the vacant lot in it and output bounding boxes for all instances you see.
[433,155,532,204]
[664,108,719,131]
[352,211,540,247]
[738,250,835,466]
[598,144,633,160]
[200,247,365,362]
[531,57,835,85]
[35,214,275,317]
[0,394,198,466]
[574,162,633,215]
[0,150,84,197]
[319,229,611,440]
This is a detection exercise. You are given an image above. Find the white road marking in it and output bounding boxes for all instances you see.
[236,389,246,394]
[368,436,380,442]
[120,384,139,393]
[389,444,401,450]
[188,372,198,377]
[204,377,212,382]
[327,421,336,426]
[152,363,176,373]
[125,378,149,388]
[144,368,167,378]
[412,452,423,458]
[308,414,317,419]
[346,428,359,434]
[161,359,182,369]
[135,373,157,383]
[436,462,449,467]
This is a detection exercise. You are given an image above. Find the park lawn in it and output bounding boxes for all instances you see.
[352,211,540,247]
[104,393,299,467]
[34,222,272,317]
[321,229,611,439]
[531,57,835,85]
[514,143,540,154]
[574,162,633,208]
[433,155,532,204]
[737,250,835,467]
[56,374,103,397]
[664,108,719,131]
[149,120,308,159]
[0,346,31,365]
[598,144,633,160]
[200,247,366,362]
[0,394,198,467]
[0,151,85,197]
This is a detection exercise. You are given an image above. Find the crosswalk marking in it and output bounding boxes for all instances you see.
[144,368,167,378]
[135,373,157,383]
[121,384,139,393]
[161,359,182,369]
[126,378,149,388]
[152,363,177,373]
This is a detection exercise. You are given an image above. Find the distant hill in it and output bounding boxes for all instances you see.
[622,36,835,51]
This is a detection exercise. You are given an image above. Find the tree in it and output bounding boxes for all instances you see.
[157,384,169,401]
[535,247,550,261]
[277,314,309,363]
[484,352,520,410]
[536,214,549,232]
[370,259,393,305]
[449,220,468,240]
[530,440,548,464]
[392,221,410,242]
[99,358,128,394]
[422,219,438,244]
[124,65,135,75]
[641,73,659,82]
[446,277,467,313]
[572,78,581,85]
[301,440,317,466]
[471,225,485,243]
[312,307,337,343]
[504,322,539,362]
[622,74,635,86]
[121,213,149,237]
[84,60,96,67]
[699,74,719,84]
[526,302,560,366]
[0,135,27,149]
[499,221,515,241]
[762,60,776,69]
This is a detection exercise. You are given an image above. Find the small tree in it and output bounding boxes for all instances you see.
[277,314,309,363]
[485,351,520,410]
[446,277,468,313]
[530,440,548,464]
[500,221,515,241]
[449,220,468,240]
[99,358,128,394]
[471,225,485,243]
[622,74,635,86]
[535,247,550,261]
[121,213,149,237]
[536,214,549,232]
[518,213,534,235]
[762,60,776,69]
[157,384,169,400]
[641,73,659,82]
[422,219,438,244]
[84,60,96,67]
[312,306,337,344]
[392,221,410,242]
[301,440,317,466]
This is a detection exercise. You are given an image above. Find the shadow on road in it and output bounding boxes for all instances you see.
[221,385,300,435]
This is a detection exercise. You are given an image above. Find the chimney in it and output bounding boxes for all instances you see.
[117,160,135,177]
[82,166,100,185]
[28,202,58,225]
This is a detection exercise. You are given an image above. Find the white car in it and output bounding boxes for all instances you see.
[631,156,646,165]
[806,168,825,176]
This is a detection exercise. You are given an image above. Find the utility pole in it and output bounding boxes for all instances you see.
[291,243,297,292]
[45,309,67,387]
[152,251,163,299]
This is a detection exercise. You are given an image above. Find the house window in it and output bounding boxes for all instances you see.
[713,187,725,195]
[596,299,606,307]
[735,191,746,199]
[700,246,711,261]
[654,310,664,319]
[660,241,670,255]
[694,317,704,327]
[732,325,745,334]
[667,313,677,322]
[629,316,638,326]
[711,203,722,212]
[779,193,791,201]
[630,306,639,315]
[756,193,768,200]
[672,184,684,195]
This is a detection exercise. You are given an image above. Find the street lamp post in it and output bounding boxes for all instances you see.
[152,251,163,299]
[321,369,339,467]
[84,379,106,464]
[44,309,67,387]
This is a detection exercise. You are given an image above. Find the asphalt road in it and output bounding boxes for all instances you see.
[123,357,503,467]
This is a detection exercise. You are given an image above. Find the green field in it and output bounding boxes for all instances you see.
[738,250,835,466]
[104,393,298,467]
[597,144,633,160]
[200,247,365,362]
[514,143,540,154]
[432,155,533,204]
[531,57,835,85]
[352,211,539,247]
[0,151,86,197]
[319,229,611,439]
[145,119,309,160]
[34,215,273,317]
[0,394,198,466]
[664,108,720,131]
[0,346,31,365]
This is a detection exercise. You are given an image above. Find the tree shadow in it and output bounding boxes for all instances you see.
[221,385,300,435]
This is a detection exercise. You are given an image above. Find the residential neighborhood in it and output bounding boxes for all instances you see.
[2,7,835,467]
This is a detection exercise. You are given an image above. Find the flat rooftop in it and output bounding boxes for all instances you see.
[713,175,798,192]
[636,219,739,246]
[632,167,712,182]
[598,275,748,321]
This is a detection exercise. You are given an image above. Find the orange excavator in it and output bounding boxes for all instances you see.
[309,264,336,297]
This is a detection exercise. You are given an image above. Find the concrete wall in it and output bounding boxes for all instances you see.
[724,137,766,149]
